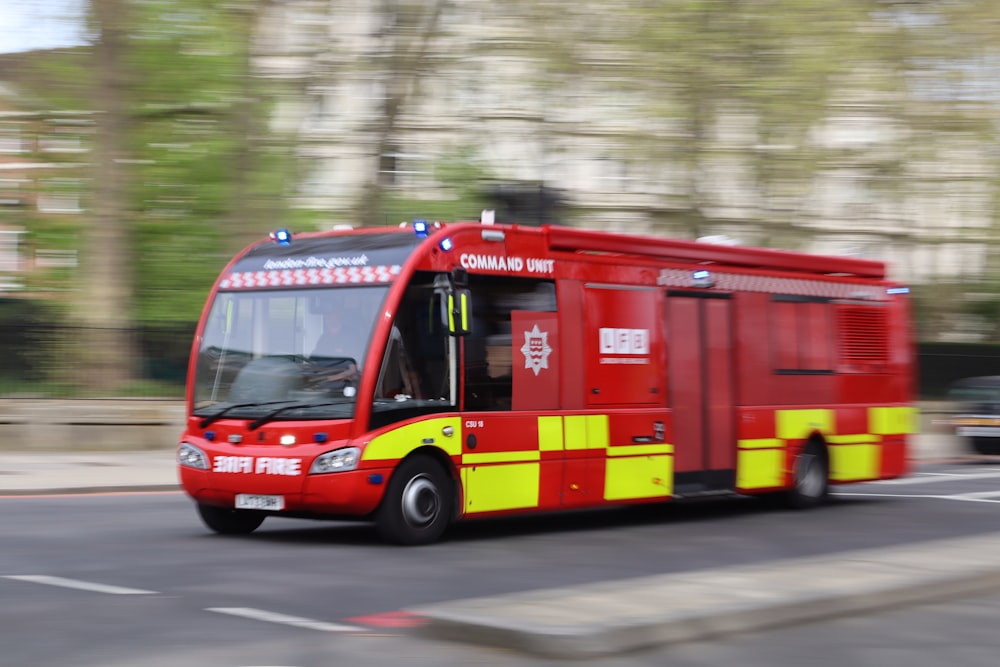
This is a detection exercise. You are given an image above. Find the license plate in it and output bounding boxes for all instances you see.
[235,494,284,511]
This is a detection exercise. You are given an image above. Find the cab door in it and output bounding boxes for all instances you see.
[457,278,563,516]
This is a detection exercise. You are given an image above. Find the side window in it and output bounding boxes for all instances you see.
[464,276,556,411]
[371,272,454,427]
[770,296,834,374]
[375,327,419,399]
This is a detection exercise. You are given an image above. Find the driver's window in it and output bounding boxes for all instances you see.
[369,272,454,428]
[375,327,418,399]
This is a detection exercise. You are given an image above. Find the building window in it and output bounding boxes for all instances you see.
[0,179,27,209]
[38,180,83,214]
[0,129,25,154]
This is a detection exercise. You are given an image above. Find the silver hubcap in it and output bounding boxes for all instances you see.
[401,474,440,528]
[796,452,824,498]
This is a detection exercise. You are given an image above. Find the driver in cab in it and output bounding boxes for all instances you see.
[307,293,362,391]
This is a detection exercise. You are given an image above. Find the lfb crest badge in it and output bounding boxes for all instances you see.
[520,324,552,376]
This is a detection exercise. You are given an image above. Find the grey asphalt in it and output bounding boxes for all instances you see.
[4,431,999,659]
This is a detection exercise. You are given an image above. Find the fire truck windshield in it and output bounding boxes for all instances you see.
[192,285,387,420]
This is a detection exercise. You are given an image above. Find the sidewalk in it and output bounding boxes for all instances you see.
[0,449,179,495]
[410,531,1000,658]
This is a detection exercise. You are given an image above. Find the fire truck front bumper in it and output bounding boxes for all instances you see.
[178,466,393,518]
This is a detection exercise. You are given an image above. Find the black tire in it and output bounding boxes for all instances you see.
[971,437,1000,456]
[375,455,453,545]
[784,440,829,509]
[197,503,266,535]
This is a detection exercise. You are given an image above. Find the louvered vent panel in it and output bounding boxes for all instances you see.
[838,307,888,370]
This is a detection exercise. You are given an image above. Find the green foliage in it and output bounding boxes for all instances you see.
[13,0,298,325]
[0,298,68,388]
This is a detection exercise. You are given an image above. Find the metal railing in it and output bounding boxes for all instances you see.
[0,322,194,399]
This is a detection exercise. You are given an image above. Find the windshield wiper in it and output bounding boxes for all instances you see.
[198,400,296,429]
[248,400,353,431]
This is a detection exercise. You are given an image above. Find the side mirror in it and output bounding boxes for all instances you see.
[446,288,471,336]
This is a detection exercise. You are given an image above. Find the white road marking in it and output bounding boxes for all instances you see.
[949,490,1000,502]
[834,491,1000,503]
[207,607,362,633]
[3,574,157,595]
[871,470,1000,485]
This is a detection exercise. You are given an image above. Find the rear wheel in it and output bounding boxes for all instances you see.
[375,455,453,545]
[197,503,266,535]
[971,437,1000,456]
[784,440,829,509]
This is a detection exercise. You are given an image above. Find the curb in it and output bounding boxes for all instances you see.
[410,533,1000,658]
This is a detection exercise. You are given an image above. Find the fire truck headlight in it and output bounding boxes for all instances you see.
[310,447,361,474]
[178,442,209,470]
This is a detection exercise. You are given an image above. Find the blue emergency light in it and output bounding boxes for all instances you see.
[413,219,429,238]
[692,269,714,288]
[270,228,292,245]
[439,237,454,251]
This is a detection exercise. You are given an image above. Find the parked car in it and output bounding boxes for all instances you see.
[948,375,1000,455]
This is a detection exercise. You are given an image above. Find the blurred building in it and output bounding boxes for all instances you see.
[0,48,86,295]
[1,5,998,347]
[253,0,999,309]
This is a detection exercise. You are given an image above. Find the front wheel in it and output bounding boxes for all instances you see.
[375,455,453,545]
[197,503,266,535]
[784,440,829,509]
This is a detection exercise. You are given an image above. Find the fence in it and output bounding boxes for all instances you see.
[1,318,999,400]
[0,321,194,399]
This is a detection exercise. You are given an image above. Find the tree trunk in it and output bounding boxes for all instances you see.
[77,0,139,393]
[223,0,277,255]
[355,0,448,227]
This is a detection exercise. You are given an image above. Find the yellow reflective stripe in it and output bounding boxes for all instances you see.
[462,463,540,513]
[776,409,834,440]
[827,433,881,444]
[954,417,1000,426]
[586,414,609,448]
[604,456,672,500]
[361,417,462,461]
[537,415,564,452]
[737,449,784,489]
[606,443,674,457]
[462,451,541,465]
[869,407,919,435]
[564,414,609,450]
[830,443,880,481]
[459,292,469,331]
[738,438,783,450]
[564,415,587,450]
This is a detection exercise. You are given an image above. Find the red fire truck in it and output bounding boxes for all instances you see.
[177,218,915,544]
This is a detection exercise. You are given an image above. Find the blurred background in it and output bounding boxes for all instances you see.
[2,0,1000,400]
